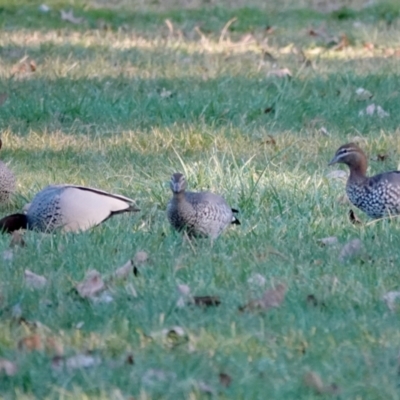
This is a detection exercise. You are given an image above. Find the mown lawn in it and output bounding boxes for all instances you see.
[1,0,400,398]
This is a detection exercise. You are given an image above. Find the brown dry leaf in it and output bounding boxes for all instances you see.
[376,153,389,162]
[363,42,374,51]
[317,237,338,247]
[45,337,64,356]
[24,269,47,290]
[265,26,275,34]
[18,334,43,352]
[240,283,286,312]
[349,209,362,225]
[60,9,84,24]
[0,93,8,106]
[114,259,133,279]
[382,291,400,312]
[262,135,276,145]
[10,231,25,248]
[193,295,221,307]
[0,359,17,376]
[76,270,105,298]
[267,68,292,78]
[339,238,362,263]
[29,60,36,72]
[304,371,325,394]
[332,34,349,51]
[219,372,232,387]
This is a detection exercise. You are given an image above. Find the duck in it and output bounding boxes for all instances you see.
[329,142,400,219]
[0,139,16,203]
[167,172,240,239]
[0,184,139,233]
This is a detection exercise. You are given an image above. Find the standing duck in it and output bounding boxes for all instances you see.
[167,172,240,239]
[0,184,139,233]
[0,139,16,203]
[329,142,400,218]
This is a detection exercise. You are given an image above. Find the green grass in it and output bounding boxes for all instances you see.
[1,0,400,398]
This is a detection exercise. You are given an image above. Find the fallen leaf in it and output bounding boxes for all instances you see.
[25,269,47,289]
[319,126,329,136]
[197,381,215,395]
[219,372,232,387]
[332,34,349,51]
[0,359,17,376]
[114,259,133,279]
[339,238,363,263]
[18,334,42,352]
[304,371,325,393]
[76,270,105,298]
[0,93,8,106]
[304,370,340,395]
[363,42,374,51]
[263,51,277,62]
[382,291,400,312]
[239,283,286,312]
[160,88,173,98]
[10,231,25,248]
[349,209,362,225]
[247,273,267,287]
[359,103,390,118]
[355,87,373,101]
[133,250,149,275]
[377,105,390,118]
[11,57,37,76]
[45,337,63,356]
[267,68,292,78]
[376,153,389,161]
[177,284,191,297]
[265,26,275,34]
[326,169,347,180]
[60,9,84,24]
[193,295,221,307]
[142,368,175,385]
[38,4,50,13]
[66,354,101,370]
[262,135,276,145]
[317,236,338,247]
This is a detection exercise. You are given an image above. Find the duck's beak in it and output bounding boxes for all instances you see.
[328,155,338,166]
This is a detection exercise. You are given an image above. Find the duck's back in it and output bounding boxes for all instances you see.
[347,171,400,218]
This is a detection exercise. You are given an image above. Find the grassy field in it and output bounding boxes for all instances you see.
[1,0,400,398]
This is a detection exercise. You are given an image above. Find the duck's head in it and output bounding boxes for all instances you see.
[170,173,187,194]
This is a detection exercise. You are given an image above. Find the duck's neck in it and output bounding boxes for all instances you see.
[348,154,368,184]
[173,192,185,201]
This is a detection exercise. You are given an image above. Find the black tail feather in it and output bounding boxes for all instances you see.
[231,208,241,225]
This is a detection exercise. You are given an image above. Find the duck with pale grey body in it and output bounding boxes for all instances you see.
[329,142,400,219]
[0,184,139,233]
[0,139,16,203]
[167,173,240,239]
